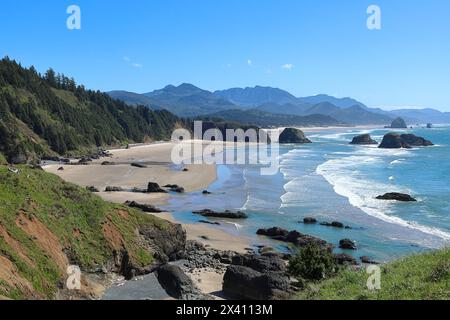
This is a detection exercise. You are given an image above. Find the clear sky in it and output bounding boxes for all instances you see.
[0,0,449,110]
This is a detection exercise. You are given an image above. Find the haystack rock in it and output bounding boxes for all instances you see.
[390,117,407,129]
[279,128,312,144]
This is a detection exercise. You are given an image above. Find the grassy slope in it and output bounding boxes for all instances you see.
[296,249,450,300]
[0,165,171,299]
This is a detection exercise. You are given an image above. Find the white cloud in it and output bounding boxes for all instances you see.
[123,56,143,69]
[247,59,253,66]
[281,63,294,70]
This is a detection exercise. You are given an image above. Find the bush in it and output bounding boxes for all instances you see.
[288,242,335,281]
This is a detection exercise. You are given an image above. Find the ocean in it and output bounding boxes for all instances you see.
[164,125,450,262]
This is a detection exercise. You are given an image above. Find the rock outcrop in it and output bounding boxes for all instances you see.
[163,184,185,193]
[379,133,433,149]
[256,227,331,249]
[193,209,248,219]
[147,182,167,193]
[303,217,317,224]
[390,117,407,129]
[339,239,357,250]
[279,128,312,144]
[139,223,186,263]
[222,265,290,300]
[156,264,206,300]
[105,186,124,192]
[231,254,286,273]
[131,163,147,168]
[350,134,378,145]
[86,186,99,193]
[334,253,358,265]
[125,201,163,213]
[400,134,434,147]
[360,256,379,264]
[376,193,417,202]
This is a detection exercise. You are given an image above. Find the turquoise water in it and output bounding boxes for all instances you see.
[164,126,450,262]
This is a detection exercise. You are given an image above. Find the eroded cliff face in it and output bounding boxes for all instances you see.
[0,165,186,300]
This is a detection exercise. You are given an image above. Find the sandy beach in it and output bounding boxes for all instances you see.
[43,141,251,298]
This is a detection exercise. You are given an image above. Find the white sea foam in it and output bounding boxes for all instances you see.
[317,157,450,242]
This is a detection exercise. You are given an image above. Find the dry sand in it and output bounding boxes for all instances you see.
[43,141,251,299]
[44,141,252,253]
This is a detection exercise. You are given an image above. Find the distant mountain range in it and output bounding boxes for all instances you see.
[200,109,346,128]
[107,84,450,126]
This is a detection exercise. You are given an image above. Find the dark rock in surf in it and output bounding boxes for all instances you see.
[320,221,346,229]
[376,193,417,202]
[339,239,357,250]
[379,133,433,149]
[350,134,378,145]
[400,134,434,147]
[198,220,220,226]
[279,128,312,144]
[257,227,331,249]
[193,209,248,219]
[303,217,317,224]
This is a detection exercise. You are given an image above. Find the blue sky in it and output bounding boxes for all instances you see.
[0,0,449,110]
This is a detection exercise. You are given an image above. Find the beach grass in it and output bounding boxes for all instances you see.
[296,248,450,300]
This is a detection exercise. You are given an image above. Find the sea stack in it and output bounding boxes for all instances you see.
[350,134,378,145]
[390,117,408,129]
[379,133,433,149]
[279,128,312,144]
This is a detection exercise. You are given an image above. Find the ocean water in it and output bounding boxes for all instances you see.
[164,126,450,262]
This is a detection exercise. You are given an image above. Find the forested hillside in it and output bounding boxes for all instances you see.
[0,57,187,163]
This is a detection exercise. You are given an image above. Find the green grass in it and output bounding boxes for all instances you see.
[0,165,170,299]
[296,248,450,300]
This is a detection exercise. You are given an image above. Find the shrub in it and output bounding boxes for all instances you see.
[288,242,335,281]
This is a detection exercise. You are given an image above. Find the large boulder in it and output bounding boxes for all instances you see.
[379,133,433,149]
[390,117,407,129]
[379,133,411,149]
[156,264,206,300]
[376,193,417,202]
[223,265,290,300]
[350,134,378,145]
[279,128,312,144]
[231,254,286,273]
